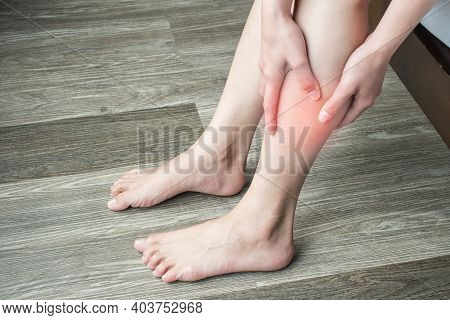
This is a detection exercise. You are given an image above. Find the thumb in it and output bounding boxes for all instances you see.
[263,77,283,134]
[292,64,321,101]
[318,82,352,124]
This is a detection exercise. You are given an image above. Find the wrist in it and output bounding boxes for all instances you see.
[364,32,396,64]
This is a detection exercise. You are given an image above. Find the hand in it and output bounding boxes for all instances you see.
[260,14,321,134]
[318,36,390,128]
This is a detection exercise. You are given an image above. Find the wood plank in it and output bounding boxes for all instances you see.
[0,84,449,298]
[168,0,254,125]
[208,256,450,299]
[0,103,203,183]
[0,167,252,299]
[0,0,449,300]
[0,1,220,127]
[169,4,247,67]
[0,0,252,128]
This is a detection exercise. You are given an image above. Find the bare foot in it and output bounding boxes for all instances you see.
[108,145,246,211]
[134,186,296,282]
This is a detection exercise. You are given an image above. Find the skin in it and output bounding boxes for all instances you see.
[260,0,321,134]
[319,0,436,127]
[111,0,368,282]
[108,0,434,282]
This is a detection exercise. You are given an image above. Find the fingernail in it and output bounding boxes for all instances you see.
[318,110,331,123]
[309,89,321,101]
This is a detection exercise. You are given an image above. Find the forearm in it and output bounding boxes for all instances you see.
[368,0,436,60]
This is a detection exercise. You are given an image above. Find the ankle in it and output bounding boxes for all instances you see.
[227,206,295,268]
[190,139,246,173]
[231,189,296,241]
[179,142,246,195]
[194,124,253,164]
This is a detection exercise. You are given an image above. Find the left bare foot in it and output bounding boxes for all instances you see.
[108,140,246,211]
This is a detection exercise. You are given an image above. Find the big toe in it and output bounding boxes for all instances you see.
[110,182,130,197]
[134,238,149,252]
[108,192,131,211]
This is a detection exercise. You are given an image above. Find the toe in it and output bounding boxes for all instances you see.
[161,269,178,283]
[112,178,122,188]
[134,238,149,252]
[148,254,162,270]
[141,255,150,265]
[112,177,126,189]
[143,243,158,257]
[107,192,131,211]
[178,266,201,281]
[113,176,136,186]
[142,244,158,263]
[153,262,169,278]
[110,183,128,197]
[122,173,138,180]
[146,235,161,244]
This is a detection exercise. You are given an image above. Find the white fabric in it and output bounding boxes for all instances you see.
[420,0,450,47]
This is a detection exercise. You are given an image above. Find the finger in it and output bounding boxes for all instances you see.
[318,81,354,124]
[336,93,370,128]
[263,76,283,134]
[292,64,321,101]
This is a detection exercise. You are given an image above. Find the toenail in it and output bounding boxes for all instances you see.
[108,198,117,205]
[134,238,147,246]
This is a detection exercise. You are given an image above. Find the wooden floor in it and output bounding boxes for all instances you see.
[0,0,449,299]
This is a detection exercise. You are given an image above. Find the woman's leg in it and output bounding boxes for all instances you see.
[108,0,264,211]
[135,0,370,282]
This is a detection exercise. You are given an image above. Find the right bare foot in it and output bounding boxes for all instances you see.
[108,144,246,211]
[134,176,297,282]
